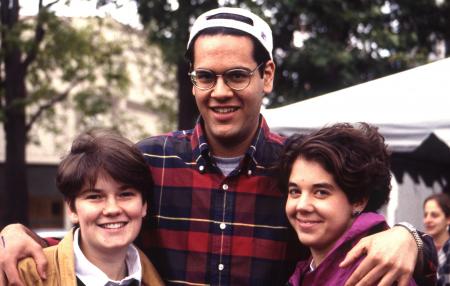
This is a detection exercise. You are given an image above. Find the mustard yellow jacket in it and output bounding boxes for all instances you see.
[17,229,164,286]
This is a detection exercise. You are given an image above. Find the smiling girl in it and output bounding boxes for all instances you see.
[278,123,417,286]
[17,129,163,286]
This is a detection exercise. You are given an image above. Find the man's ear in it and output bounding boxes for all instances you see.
[263,60,275,94]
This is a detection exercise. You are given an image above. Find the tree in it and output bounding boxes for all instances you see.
[136,0,449,121]
[0,0,130,226]
[264,0,450,106]
[137,1,220,129]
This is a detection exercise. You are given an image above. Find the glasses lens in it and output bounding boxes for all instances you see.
[224,69,251,90]
[193,70,215,89]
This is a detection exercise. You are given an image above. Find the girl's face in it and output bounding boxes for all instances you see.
[285,157,364,257]
[68,172,147,257]
[423,199,450,239]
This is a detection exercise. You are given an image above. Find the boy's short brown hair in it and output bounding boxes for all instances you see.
[56,129,152,211]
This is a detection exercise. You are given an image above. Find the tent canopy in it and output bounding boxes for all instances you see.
[262,57,450,156]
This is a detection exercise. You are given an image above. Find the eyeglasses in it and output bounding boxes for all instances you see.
[189,63,265,91]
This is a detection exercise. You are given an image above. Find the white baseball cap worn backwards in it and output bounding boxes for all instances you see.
[187,7,273,59]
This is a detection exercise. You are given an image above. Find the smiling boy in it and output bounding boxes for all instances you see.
[16,130,164,286]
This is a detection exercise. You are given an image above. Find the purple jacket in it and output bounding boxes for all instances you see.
[287,212,417,286]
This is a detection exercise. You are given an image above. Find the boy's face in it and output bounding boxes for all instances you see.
[191,34,274,156]
[68,171,147,256]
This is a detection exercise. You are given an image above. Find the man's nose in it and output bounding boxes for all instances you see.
[211,76,233,99]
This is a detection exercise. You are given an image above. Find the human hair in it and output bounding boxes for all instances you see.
[56,129,152,212]
[185,13,271,77]
[423,193,450,218]
[278,122,391,212]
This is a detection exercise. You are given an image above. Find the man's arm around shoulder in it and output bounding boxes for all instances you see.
[0,224,49,286]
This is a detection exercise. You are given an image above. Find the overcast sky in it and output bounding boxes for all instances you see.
[20,0,142,29]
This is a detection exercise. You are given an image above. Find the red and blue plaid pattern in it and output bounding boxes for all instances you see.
[136,116,304,285]
[134,116,437,285]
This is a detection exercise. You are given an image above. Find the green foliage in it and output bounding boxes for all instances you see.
[138,0,219,64]
[264,0,450,106]
[0,5,132,135]
[24,16,131,133]
[136,0,450,108]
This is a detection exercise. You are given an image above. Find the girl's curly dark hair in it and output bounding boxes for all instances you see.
[278,123,391,212]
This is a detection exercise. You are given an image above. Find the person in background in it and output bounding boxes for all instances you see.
[16,129,164,286]
[424,193,450,286]
[0,7,437,286]
[279,123,419,285]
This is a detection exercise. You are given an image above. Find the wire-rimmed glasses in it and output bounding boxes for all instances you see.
[189,62,264,91]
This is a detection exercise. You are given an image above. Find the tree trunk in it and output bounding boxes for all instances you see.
[3,93,29,226]
[1,0,29,226]
[176,58,198,130]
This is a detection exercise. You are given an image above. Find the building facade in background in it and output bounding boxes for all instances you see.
[0,17,176,230]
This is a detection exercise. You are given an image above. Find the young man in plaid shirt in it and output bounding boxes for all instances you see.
[1,7,436,286]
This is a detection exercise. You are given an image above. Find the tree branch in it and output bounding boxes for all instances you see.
[22,0,59,71]
[25,77,85,132]
[43,0,60,9]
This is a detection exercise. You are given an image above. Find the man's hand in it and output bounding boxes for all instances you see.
[340,226,417,286]
[0,224,48,286]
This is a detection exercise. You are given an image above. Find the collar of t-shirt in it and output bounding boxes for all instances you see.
[73,228,142,286]
[213,155,244,176]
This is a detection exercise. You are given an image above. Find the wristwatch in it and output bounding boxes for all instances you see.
[394,222,423,252]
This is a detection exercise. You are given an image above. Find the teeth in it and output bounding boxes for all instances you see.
[213,107,237,113]
[100,222,126,229]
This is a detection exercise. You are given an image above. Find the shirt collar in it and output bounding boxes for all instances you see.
[73,228,142,286]
[191,114,272,168]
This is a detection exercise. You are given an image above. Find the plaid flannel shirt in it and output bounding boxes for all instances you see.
[136,116,303,286]
[133,115,437,286]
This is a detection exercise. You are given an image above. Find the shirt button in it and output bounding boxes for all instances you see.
[222,184,228,191]
[218,264,224,271]
[220,223,226,230]
[198,165,205,172]
[247,169,252,176]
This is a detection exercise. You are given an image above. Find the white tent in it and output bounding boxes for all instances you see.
[262,57,450,229]
[263,57,450,154]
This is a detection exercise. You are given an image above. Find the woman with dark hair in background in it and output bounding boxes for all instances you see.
[279,123,418,285]
[424,193,450,286]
